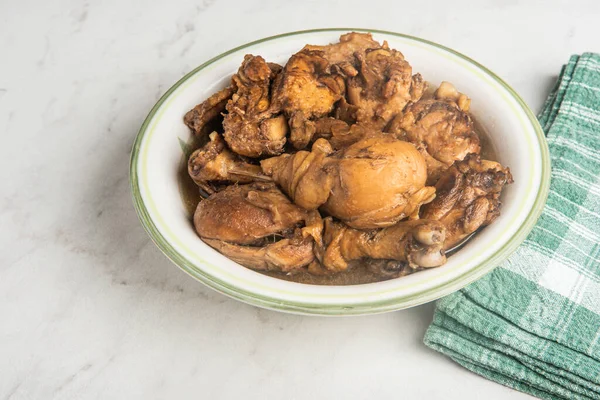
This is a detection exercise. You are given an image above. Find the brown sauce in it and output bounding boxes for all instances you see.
[179,134,209,216]
[180,161,204,216]
[178,120,497,286]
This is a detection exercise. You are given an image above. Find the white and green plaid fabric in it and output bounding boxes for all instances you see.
[424,53,600,400]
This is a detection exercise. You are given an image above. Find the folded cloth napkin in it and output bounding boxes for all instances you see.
[424,53,600,400]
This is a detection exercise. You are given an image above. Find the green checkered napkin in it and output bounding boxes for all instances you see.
[424,53,600,400]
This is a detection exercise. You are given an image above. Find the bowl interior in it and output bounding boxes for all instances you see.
[132,29,547,315]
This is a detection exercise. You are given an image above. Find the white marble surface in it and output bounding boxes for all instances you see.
[2,0,599,398]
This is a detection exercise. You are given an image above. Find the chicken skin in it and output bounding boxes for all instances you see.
[420,154,513,249]
[288,113,370,150]
[303,32,381,66]
[322,136,436,228]
[347,46,426,128]
[194,182,307,245]
[387,96,480,185]
[283,33,426,149]
[194,183,321,272]
[184,85,234,137]
[276,32,382,119]
[307,118,379,149]
[260,138,336,211]
[278,33,388,149]
[203,235,315,273]
[317,218,447,272]
[222,55,288,157]
[261,137,436,229]
[187,132,268,194]
[274,49,346,119]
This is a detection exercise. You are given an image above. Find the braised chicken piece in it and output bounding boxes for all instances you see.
[309,118,381,149]
[286,41,426,150]
[194,183,323,272]
[184,86,235,136]
[274,50,344,118]
[261,137,436,229]
[260,138,336,210]
[288,114,372,151]
[303,32,381,66]
[188,132,269,194]
[347,46,426,128]
[277,33,388,149]
[387,91,480,184]
[222,55,288,157]
[273,50,345,149]
[421,154,513,249]
[276,32,382,118]
[194,182,306,244]
[203,234,315,272]
[323,136,436,228]
[286,116,352,152]
[287,111,318,150]
[316,218,447,272]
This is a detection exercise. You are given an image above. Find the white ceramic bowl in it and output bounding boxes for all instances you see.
[130,29,550,315]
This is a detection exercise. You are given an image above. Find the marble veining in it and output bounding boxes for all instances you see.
[1,0,598,398]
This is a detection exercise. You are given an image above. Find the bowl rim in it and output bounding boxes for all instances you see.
[130,28,551,315]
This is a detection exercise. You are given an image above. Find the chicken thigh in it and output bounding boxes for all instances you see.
[387,97,480,184]
[194,183,321,272]
[222,55,288,157]
[194,182,306,244]
[420,154,513,249]
[347,46,426,128]
[277,33,387,149]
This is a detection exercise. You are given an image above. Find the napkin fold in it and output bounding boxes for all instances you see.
[424,53,600,400]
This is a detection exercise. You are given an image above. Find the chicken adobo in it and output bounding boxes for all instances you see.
[260,137,435,229]
[181,32,513,285]
[386,86,481,185]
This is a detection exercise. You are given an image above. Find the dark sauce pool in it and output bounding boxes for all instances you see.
[178,118,497,285]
